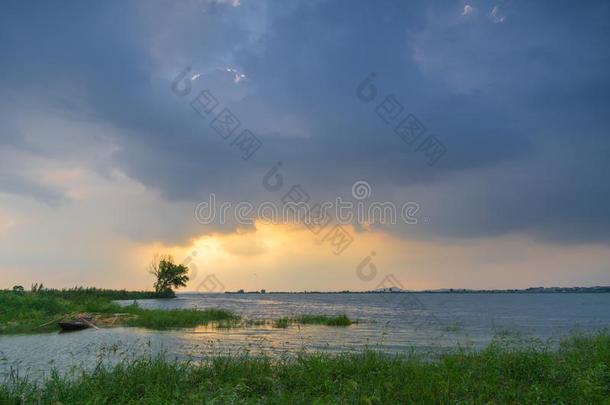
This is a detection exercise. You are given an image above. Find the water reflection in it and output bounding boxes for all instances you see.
[1,293,608,382]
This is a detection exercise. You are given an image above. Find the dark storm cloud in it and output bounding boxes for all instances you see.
[1,0,609,243]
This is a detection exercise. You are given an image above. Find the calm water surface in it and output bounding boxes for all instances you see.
[1,293,608,381]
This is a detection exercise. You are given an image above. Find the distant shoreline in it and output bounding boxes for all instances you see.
[216,286,610,294]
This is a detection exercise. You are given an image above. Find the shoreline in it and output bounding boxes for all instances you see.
[219,286,610,294]
[0,289,359,335]
[2,332,608,403]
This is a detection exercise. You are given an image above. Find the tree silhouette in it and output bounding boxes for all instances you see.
[149,255,189,297]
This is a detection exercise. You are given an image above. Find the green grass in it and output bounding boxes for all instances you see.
[274,318,291,328]
[1,332,608,404]
[125,307,238,329]
[0,290,238,334]
[0,291,129,334]
[37,287,162,301]
[0,292,74,334]
[0,290,353,334]
[274,314,353,328]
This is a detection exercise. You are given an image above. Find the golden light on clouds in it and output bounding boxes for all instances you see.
[132,221,423,292]
[126,220,610,293]
[0,215,16,235]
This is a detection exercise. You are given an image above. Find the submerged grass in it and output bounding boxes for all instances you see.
[1,332,608,404]
[274,314,353,328]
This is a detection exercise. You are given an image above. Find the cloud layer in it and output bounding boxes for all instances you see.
[1,0,609,288]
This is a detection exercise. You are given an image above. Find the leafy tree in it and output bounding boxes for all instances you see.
[12,285,24,293]
[149,255,189,297]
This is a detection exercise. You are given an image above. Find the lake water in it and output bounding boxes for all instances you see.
[1,293,608,382]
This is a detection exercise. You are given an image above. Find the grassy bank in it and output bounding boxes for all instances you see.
[0,290,352,333]
[34,287,162,300]
[274,314,353,328]
[0,289,237,334]
[1,332,608,404]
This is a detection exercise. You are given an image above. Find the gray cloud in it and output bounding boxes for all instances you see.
[1,0,610,245]
[0,175,65,205]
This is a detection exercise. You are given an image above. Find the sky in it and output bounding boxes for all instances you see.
[1,0,609,292]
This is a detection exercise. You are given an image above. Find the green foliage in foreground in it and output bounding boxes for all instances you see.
[274,314,353,328]
[1,333,609,404]
[0,290,237,334]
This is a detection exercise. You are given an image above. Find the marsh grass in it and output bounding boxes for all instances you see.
[1,332,608,404]
[274,314,353,328]
[0,291,238,334]
[125,307,238,330]
[0,292,124,334]
[0,290,354,334]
